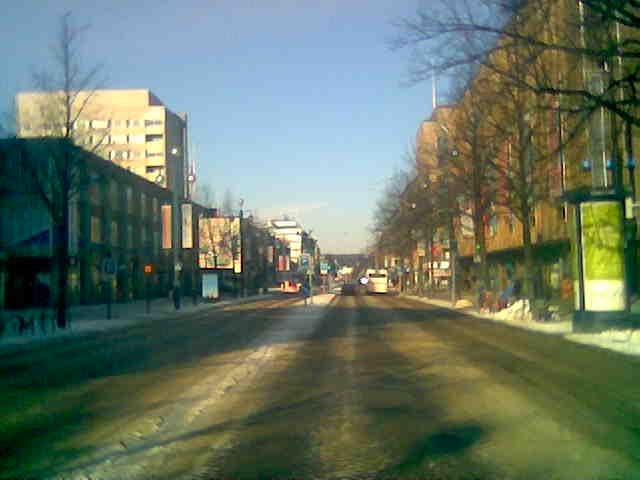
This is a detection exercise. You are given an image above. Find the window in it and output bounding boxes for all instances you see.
[145,119,163,127]
[141,192,147,218]
[110,181,119,207]
[127,224,134,249]
[145,134,163,143]
[129,134,145,144]
[110,221,119,246]
[130,119,141,127]
[114,151,124,160]
[146,151,163,158]
[113,119,123,128]
[153,230,160,253]
[145,166,162,173]
[126,187,133,213]
[111,134,128,144]
[91,216,101,243]
[108,150,115,160]
[560,204,568,223]
[91,119,109,129]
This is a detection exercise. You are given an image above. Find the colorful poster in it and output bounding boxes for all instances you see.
[579,201,625,311]
[181,203,193,249]
[198,217,241,270]
[161,205,172,249]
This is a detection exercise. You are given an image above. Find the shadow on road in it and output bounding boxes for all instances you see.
[2,294,640,479]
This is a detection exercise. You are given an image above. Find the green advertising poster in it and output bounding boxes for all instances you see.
[580,201,625,311]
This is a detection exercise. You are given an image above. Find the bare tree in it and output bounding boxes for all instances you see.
[221,189,237,217]
[397,2,637,117]
[0,99,17,139]
[15,13,104,328]
[445,83,501,298]
[194,183,216,208]
[483,71,558,300]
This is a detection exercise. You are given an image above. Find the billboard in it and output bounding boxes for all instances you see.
[573,201,625,311]
[161,205,172,249]
[198,217,241,270]
[181,203,193,249]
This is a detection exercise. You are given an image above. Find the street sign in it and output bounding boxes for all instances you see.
[300,253,311,272]
[102,257,116,277]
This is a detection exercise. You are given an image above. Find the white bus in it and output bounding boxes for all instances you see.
[366,269,388,294]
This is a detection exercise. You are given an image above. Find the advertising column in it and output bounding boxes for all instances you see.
[570,196,627,332]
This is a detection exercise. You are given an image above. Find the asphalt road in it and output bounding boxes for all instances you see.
[1,293,640,480]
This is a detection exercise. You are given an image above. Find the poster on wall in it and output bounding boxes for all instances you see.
[579,201,625,311]
[202,272,219,300]
[161,205,172,249]
[198,217,241,270]
[181,203,193,249]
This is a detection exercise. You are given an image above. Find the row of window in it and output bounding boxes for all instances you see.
[21,119,162,132]
[91,183,161,220]
[106,150,164,161]
[75,119,163,129]
[90,216,161,250]
[79,133,163,146]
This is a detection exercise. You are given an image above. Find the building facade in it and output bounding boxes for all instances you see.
[0,138,202,308]
[16,89,189,197]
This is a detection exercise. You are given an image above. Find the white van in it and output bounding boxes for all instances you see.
[366,269,388,294]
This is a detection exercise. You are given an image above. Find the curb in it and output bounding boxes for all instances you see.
[0,293,281,354]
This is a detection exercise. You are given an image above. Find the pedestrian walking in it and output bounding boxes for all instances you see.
[302,279,311,305]
[172,281,181,310]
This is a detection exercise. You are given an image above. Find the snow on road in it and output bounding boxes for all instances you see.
[56,295,335,480]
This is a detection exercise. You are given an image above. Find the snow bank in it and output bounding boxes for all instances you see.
[567,329,640,356]
[408,295,640,356]
[292,293,336,307]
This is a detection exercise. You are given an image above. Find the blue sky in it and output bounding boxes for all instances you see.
[1,0,436,253]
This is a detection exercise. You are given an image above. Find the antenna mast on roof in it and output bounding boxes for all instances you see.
[432,73,437,111]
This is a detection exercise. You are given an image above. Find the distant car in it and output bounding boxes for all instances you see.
[341,283,357,295]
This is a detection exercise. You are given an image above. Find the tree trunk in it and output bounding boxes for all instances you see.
[473,208,490,288]
[55,199,69,328]
[521,212,535,302]
[427,229,434,296]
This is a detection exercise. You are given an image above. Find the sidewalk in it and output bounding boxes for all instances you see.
[0,292,280,351]
[405,293,640,357]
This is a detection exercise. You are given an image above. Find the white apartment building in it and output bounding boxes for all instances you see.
[267,219,303,263]
[16,89,189,197]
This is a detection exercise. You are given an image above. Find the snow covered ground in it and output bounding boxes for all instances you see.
[0,294,279,350]
[408,295,640,357]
